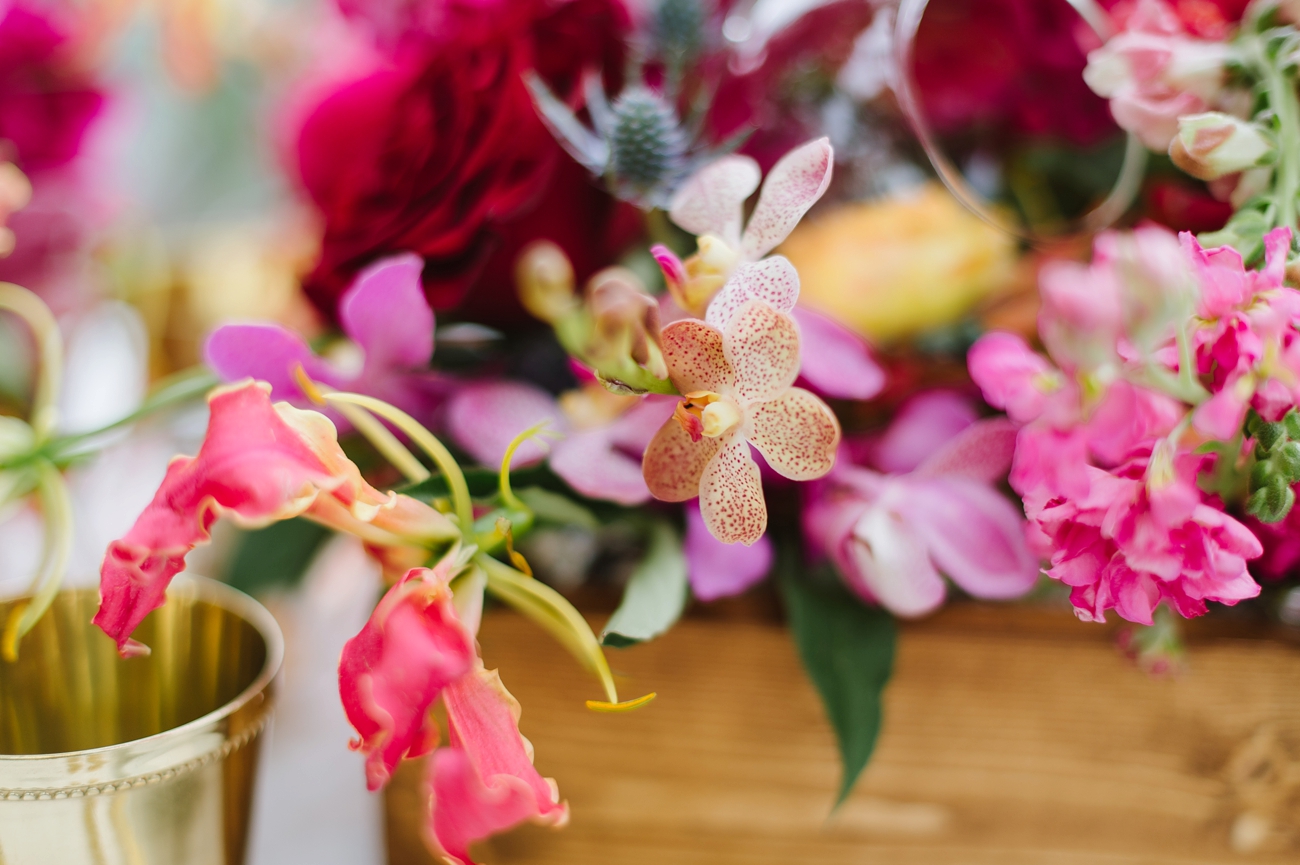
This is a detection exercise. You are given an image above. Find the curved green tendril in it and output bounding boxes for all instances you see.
[2,460,71,660]
[0,283,62,444]
[498,421,551,511]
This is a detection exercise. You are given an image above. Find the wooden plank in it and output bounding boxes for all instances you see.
[386,604,1300,864]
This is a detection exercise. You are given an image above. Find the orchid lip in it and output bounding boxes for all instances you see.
[673,391,739,440]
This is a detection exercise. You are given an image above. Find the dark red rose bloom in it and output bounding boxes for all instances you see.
[912,0,1115,146]
[0,2,103,173]
[298,0,632,324]
[1143,177,1232,234]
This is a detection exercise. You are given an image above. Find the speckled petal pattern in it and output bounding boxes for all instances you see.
[668,155,762,248]
[705,256,800,330]
[642,417,722,501]
[740,137,832,260]
[746,387,840,481]
[724,301,801,404]
[661,319,735,394]
[699,434,767,545]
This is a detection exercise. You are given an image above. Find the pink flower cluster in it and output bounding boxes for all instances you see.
[969,224,1300,624]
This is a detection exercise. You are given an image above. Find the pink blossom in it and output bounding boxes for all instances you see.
[683,503,773,601]
[804,395,1038,617]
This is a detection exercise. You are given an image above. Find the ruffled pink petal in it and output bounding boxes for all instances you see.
[94,381,390,655]
[445,380,565,468]
[898,477,1039,600]
[698,434,767,545]
[642,416,722,501]
[684,502,773,601]
[915,418,1018,483]
[668,154,761,247]
[847,505,946,617]
[430,667,568,865]
[746,387,840,481]
[873,390,977,474]
[967,332,1056,424]
[338,565,475,791]
[340,252,434,374]
[1192,382,1248,440]
[704,256,800,330]
[740,137,833,260]
[203,324,344,400]
[550,430,651,505]
[789,306,884,401]
[723,301,801,404]
[660,318,735,394]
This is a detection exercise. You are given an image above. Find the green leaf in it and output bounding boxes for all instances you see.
[223,518,333,594]
[780,570,896,806]
[601,520,688,648]
[516,486,600,529]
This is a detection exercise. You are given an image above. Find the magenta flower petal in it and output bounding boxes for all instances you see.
[339,252,433,374]
[873,390,977,474]
[915,418,1019,483]
[203,324,340,401]
[790,306,885,401]
[684,503,773,601]
[445,380,564,468]
[550,430,650,505]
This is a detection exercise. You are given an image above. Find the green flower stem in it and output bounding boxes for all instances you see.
[332,401,430,485]
[0,283,62,443]
[2,460,71,660]
[1260,35,1300,236]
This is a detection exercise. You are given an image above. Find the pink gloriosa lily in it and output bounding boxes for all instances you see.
[642,300,840,545]
[93,380,455,656]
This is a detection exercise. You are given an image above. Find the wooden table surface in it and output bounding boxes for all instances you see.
[386,602,1300,865]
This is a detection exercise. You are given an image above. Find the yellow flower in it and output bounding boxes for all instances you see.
[779,184,1017,343]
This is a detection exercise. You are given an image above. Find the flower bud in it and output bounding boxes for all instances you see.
[1170,113,1274,181]
[516,240,577,324]
[586,268,669,382]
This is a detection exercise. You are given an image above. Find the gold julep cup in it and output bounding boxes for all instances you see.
[0,575,282,865]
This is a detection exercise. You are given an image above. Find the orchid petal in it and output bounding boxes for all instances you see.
[740,137,833,260]
[848,504,946,617]
[705,256,801,330]
[698,434,766,545]
[445,381,564,468]
[660,319,735,394]
[898,478,1039,600]
[789,306,884,401]
[684,503,773,600]
[339,565,475,791]
[651,244,689,309]
[668,155,761,248]
[551,430,651,505]
[430,666,568,865]
[204,324,340,401]
[93,381,390,655]
[339,253,434,373]
[915,418,1019,483]
[642,417,721,502]
[873,390,977,474]
[723,301,801,404]
[746,387,840,481]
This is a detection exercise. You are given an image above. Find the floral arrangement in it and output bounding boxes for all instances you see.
[3,0,1300,861]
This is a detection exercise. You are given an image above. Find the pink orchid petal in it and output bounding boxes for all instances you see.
[339,564,475,791]
[430,667,568,865]
[445,380,565,468]
[642,417,722,502]
[898,477,1039,600]
[848,505,946,617]
[340,252,434,373]
[203,324,343,400]
[705,256,801,330]
[746,386,840,481]
[740,137,833,260]
[606,394,678,454]
[789,306,884,401]
[698,434,767,545]
[668,154,761,247]
[551,430,651,505]
[873,390,977,474]
[660,318,736,394]
[915,418,1019,483]
[94,381,391,655]
[723,301,801,404]
[684,502,774,600]
[651,244,689,300]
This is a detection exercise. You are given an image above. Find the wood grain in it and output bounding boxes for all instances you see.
[386,603,1300,865]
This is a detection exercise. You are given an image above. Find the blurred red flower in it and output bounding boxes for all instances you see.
[297,0,633,327]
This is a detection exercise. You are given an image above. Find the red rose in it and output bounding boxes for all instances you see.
[298,0,632,323]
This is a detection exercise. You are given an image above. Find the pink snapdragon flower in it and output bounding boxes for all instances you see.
[642,300,841,545]
[804,392,1038,617]
[338,559,567,863]
[1083,0,1232,150]
[94,381,456,656]
[1185,227,1300,437]
[205,253,443,421]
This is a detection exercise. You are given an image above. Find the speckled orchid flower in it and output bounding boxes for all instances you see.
[652,137,832,318]
[642,300,841,545]
[94,380,457,656]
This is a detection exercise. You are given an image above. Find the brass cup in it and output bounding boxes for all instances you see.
[0,575,283,865]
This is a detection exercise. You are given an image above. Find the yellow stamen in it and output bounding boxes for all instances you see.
[701,400,742,437]
[586,692,658,713]
[495,516,533,577]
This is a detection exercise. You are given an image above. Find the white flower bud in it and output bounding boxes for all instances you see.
[1170,112,1275,181]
